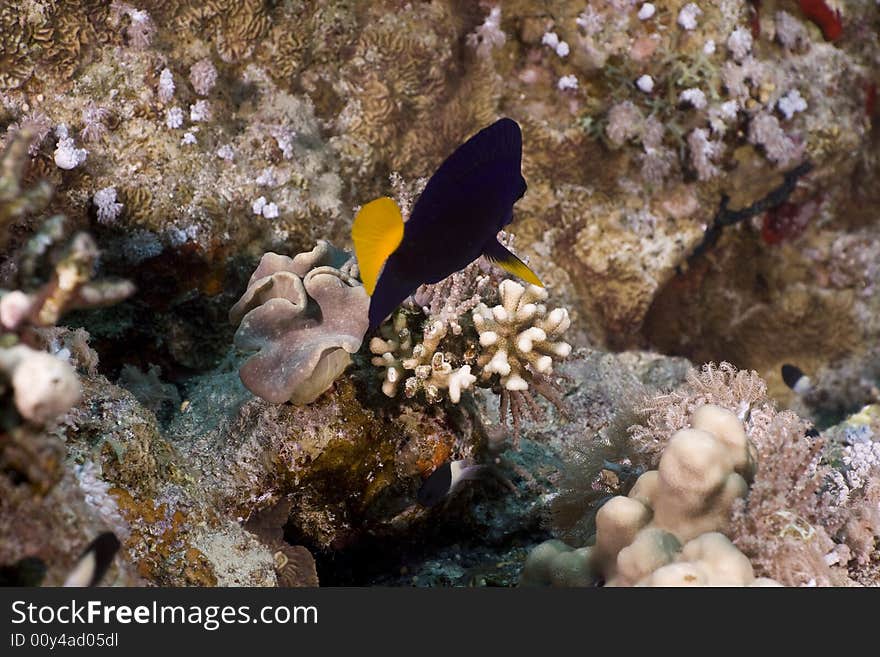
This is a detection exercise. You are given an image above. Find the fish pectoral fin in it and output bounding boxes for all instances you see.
[483,239,543,288]
[352,197,405,296]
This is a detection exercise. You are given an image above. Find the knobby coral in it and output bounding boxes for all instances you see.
[0,345,80,425]
[230,241,369,405]
[627,362,880,586]
[521,405,777,587]
[473,280,572,392]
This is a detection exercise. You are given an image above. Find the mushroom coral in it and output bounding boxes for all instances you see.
[230,241,369,405]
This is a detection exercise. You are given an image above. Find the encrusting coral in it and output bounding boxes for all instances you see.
[521,404,777,586]
[230,240,369,405]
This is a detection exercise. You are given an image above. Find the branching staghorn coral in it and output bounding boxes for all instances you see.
[0,129,52,253]
[230,241,369,405]
[0,216,134,501]
[1,222,136,331]
[0,217,134,426]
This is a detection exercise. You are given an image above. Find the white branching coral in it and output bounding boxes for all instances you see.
[93,187,123,224]
[472,280,571,392]
[189,59,218,96]
[466,6,505,58]
[53,135,87,170]
[157,67,175,103]
[370,313,475,404]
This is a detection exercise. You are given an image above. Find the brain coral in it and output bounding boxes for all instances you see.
[229,240,369,405]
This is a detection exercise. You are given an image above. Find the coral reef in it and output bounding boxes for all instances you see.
[0,0,878,589]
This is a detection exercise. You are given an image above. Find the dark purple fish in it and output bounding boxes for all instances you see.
[353,118,542,330]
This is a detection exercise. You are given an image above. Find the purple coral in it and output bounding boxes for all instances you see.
[466,6,506,58]
[189,59,218,96]
[748,112,804,165]
[80,103,110,143]
[229,241,369,405]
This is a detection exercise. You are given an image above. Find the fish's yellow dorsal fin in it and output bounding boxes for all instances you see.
[484,240,544,288]
[352,197,404,296]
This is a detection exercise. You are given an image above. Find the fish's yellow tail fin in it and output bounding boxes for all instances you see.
[483,239,543,288]
[352,197,405,296]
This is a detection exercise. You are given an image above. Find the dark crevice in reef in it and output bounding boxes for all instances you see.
[286,493,552,587]
[63,250,258,381]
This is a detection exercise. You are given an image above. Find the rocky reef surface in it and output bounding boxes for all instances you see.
[1,0,879,587]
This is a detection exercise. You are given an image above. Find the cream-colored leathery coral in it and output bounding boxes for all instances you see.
[369,313,476,404]
[472,280,572,391]
[0,344,81,424]
[520,404,780,587]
